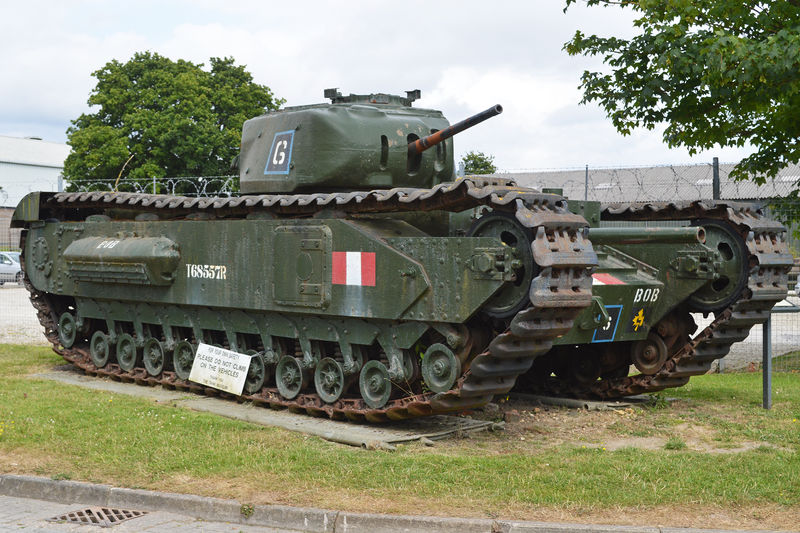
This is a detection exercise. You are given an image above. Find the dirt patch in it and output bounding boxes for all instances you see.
[448,395,786,455]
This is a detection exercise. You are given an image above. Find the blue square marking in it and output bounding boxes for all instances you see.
[264,130,295,175]
[591,304,623,343]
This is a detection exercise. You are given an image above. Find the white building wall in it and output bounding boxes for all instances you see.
[0,136,70,208]
[0,161,62,207]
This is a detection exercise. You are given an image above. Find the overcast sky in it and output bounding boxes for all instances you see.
[1,1,752,172]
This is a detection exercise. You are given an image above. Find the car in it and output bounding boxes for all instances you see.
[0,251,22,285]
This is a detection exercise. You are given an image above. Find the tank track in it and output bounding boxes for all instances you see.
[23,177,597,422]
[529,200,793,399]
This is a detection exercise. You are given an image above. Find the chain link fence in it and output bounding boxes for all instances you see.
[1,166,798,375]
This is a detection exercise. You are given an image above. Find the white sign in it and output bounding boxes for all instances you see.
[189,343,252,395]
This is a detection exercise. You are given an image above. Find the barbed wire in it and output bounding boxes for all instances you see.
[501,162,800,204]
[498,161,730,174]
[65,176,239,197]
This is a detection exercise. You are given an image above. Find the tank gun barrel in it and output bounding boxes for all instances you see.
[409,104,503,154]
[588,227,706,245]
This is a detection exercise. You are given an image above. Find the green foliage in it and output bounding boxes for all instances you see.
[564,1,800,197]
[461,150,497,175]
[646,392,669,409]
[63,52,284,194]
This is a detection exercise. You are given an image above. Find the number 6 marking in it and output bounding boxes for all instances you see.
[273,140,287,165]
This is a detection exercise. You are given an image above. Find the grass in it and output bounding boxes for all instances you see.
[664,437,687,450]
[1,344,799,528]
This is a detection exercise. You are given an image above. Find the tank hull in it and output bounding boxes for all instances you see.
[15,179,600,421]
[14,185,793,418]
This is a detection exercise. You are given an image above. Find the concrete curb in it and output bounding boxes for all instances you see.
[0,475,792,533]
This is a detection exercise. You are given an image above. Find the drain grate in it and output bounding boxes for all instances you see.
[48,507,147,528]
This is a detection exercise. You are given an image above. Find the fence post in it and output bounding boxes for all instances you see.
[712,157,720,200]
[584,164,588,201]
[762,315,772,410]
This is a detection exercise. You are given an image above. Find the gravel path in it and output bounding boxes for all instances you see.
[0,285,48,345]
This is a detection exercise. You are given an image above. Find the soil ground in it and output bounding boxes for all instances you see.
[457,395,788,455]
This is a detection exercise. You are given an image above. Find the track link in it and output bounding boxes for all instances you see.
[23,178,597,421]
[530,200,793,399]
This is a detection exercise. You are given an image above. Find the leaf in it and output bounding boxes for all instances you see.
[565,0,800,202]
[63,52,283,192]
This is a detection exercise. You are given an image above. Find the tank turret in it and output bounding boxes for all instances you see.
[238,89,501,194]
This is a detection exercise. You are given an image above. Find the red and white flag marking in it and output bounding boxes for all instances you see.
[332,252,376,286]
[592,273,625,285]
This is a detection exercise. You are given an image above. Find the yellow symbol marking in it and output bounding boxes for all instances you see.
[632,309,645,331]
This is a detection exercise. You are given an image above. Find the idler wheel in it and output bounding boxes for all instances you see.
[89,331,111,368]
[116,333,139,372]
[143,338,165,376]
[421,343,461,393]
[58,312,77,348]
[276,355,305,400]
[688,219,748,313]
[466,210,538,319]
[359,360,391,409]
[314,357,345,403]
[173,340,196,380]
[244,350,268,394]
[631,333,668,375]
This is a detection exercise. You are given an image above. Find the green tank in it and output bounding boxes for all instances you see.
[12,90,793,421]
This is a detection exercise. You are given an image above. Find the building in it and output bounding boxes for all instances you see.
[494,161,800,204]
[0,136,69,249]
[0,136,69,208]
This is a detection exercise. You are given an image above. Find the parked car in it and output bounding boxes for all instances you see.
[0,251,22,284]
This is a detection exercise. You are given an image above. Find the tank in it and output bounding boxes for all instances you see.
[12,90,793,421]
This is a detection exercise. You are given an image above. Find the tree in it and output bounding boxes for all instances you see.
[461,151,497,175]
[64,52,283,194]
[564,1,800,207]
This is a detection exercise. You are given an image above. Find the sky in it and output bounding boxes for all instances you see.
[0,0,753,172]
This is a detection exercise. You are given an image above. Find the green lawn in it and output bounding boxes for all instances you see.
[0,344,798,528]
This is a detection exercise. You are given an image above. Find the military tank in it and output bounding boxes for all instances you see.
[12,89,793,421]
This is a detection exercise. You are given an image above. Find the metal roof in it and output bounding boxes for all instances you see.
[0,135,69,168]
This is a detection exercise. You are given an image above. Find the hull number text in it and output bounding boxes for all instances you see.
[633,287,660,304]
[186,264,227,280]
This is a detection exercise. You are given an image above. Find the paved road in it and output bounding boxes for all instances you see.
[0,494,297,533]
